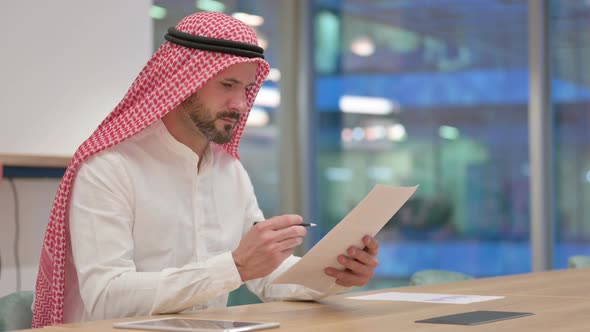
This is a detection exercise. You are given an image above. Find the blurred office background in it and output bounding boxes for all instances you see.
[1,0,589,296]
[150,0,590,286]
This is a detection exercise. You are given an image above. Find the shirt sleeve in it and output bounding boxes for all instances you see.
[68,153,243,320]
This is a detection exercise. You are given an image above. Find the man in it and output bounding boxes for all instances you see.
[32,12,379,327]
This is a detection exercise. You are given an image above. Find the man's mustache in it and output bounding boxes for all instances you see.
[216,111,240,120]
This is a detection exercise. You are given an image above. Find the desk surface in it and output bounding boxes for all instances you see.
[45,268,590,332]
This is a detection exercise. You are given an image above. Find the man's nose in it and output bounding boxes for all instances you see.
[229,92,249,113]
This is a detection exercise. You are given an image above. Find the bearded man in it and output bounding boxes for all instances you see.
[32,12,379,327]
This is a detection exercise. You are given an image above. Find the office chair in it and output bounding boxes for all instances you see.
[567,255,590,269]
[227,285,261,307]
[409,269,473,286]
[0,290,34,331]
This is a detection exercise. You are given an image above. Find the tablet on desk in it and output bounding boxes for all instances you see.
[415,310,534,325]
[113,317,280,332]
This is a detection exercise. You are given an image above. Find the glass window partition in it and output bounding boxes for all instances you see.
[312,0,531,285]
[550,0,590,267]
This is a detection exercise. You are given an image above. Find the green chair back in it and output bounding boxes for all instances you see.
[0,291,34,332]
[568,255,590,269]
[227,284,261,307]
[410,269,473,286]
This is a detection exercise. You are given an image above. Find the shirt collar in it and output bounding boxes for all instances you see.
[153,119,214,170]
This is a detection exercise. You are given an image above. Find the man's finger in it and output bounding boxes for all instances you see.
[275,236,304,251]
[347,247,379,268]
[263,214,304,230]
[280,248,294,257]
[363,236,379,255]
[326,267,367,287]
[338,255,373,277]
[274,225,306,242]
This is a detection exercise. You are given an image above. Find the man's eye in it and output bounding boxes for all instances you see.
[222,82,232,88]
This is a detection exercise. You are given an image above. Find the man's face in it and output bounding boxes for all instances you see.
[179,62,258,144]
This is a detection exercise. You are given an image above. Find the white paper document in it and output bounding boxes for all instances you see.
[347,292,504,304]
[272,185,418,292]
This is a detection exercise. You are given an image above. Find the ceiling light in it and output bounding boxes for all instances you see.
[232,12,264,27]
[439,125,460,140]
[150,5,167,20]
[254,87,280,108]
[387,124,407,142]
[246,107,270,127]
[196,0,225,12]
[266,68,281,82]
[339,95,398,115]
[350,36,376,57]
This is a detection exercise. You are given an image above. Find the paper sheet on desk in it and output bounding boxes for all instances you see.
[347,292,504,304]
[272,185,418,292]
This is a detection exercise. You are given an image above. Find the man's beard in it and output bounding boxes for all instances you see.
[183,99,241,144]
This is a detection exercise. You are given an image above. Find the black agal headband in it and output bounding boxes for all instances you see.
[164,28,265,59]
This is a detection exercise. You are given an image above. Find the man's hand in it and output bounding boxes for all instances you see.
[324,235,379,287]
[232,215,306,282]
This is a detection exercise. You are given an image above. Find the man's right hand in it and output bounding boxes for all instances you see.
[232,214,306,281]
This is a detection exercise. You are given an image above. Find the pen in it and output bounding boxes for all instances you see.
[253,221,317,227]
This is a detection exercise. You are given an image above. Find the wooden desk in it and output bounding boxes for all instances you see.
[403,267,590,299]
[46,268,590,332]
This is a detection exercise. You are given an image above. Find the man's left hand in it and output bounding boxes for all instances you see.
[324,235,379,287]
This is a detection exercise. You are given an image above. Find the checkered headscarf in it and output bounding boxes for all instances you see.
[32,12,270,327]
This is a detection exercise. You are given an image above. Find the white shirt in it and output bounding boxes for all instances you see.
[66,120,343,322]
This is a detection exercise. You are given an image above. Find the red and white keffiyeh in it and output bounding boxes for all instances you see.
[32,12,270,327]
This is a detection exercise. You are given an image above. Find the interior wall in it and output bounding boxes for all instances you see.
[0,178,60,296]
[0,0,152,296]
[0,0,152,157]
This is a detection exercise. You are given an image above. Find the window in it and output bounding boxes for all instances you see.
[312,0,532,283]
[551,0,590,266]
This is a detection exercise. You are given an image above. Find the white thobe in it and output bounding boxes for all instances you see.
[65,120,344,322]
